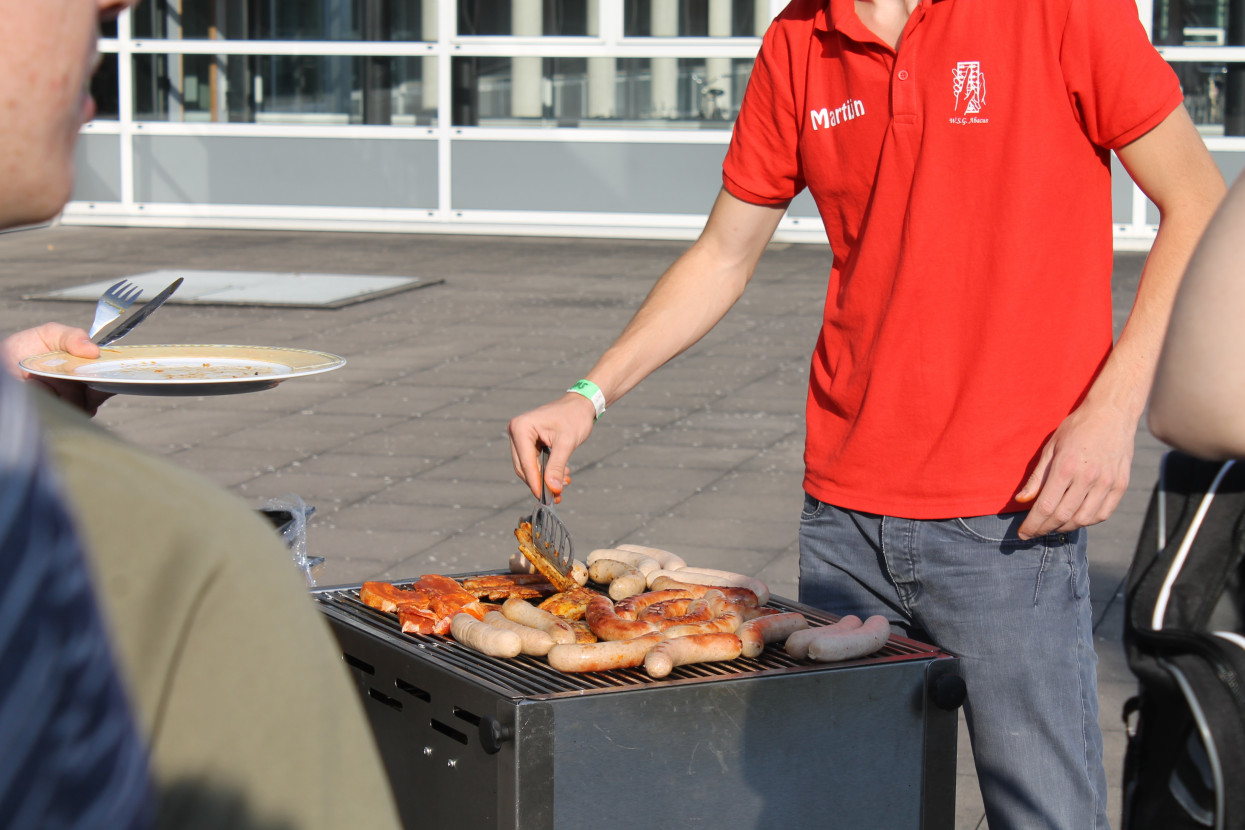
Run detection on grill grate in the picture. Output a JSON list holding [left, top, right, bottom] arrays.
[[313, 576, 944, 700]]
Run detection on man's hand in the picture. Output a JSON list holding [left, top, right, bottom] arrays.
[[1014, 401, 1134, 539], [1, 323, 111, 415], [508, 392, 598, 501]]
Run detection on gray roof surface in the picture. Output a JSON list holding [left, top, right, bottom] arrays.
[[0, 225, 1162, 829]]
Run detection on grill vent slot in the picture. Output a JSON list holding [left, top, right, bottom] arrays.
[[343, 653, 375, 675], [430, 718, 469, 745], [395, 678, 430, 702], [368, 687, 403, 711], [453, 707, 482, 726]]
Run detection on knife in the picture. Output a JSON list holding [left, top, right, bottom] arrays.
[[93, 277, 184, 347]]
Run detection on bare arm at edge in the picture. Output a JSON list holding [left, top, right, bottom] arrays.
[[508, 188, 788, 499], [1148, 170, 1245, 459], [1016, 104, 1225, 538]]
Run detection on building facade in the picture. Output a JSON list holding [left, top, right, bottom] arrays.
[[70, 0, 1245, 248]]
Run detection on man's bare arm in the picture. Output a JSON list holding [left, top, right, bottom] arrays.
[[1016, 105, 1226, 538]]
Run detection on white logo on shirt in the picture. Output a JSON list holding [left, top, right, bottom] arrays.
[[810, 98, 866, 131], [951, 61, 987, 124]]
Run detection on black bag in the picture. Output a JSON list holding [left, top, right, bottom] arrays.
[[1122, 450, 1245, 829]]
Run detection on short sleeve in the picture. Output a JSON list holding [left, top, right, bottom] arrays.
[[723, 16, 808, 205], [1060, 0, 1184, 149]]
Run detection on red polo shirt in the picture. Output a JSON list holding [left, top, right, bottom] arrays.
[[723, 0, 1183, 519]]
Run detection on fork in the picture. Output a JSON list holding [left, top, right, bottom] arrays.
[[88, 280, 143, 338]]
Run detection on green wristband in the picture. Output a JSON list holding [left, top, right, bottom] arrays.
[[567, 379, 606, 420]]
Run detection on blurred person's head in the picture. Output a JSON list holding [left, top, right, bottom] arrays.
[[0, 0, 139, 229]]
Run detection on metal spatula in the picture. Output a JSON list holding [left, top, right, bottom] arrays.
[[514, 447, 577, 592]]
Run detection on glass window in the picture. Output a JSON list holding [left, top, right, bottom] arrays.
[[624, 0, 765, 37], [134, 54, 438, 125], [89, 54, 120, 120], [1151, 0, 1224, 47], [1152, 0, 1245, 136], [451, 55, 752, 126], [133, 0, 434, 42], [457, 0, 592, 36]]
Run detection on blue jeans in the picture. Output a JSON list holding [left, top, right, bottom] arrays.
[[798, 496, 1109, 830]]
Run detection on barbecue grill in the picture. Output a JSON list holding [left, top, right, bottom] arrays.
[[314, 576, 965, 830]]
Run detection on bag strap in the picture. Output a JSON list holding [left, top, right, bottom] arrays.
[[1153, 460, 1237, 631]]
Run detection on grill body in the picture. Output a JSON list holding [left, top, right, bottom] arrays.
[[315, 580, 962, 830]]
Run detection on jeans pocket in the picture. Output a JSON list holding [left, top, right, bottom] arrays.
[[800, 492, 826, 522], [950, 512, 1046, 549]]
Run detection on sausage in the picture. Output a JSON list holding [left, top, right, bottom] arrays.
[[807, 615, 891, 662], [450, 613, 523, 658], [644, 633, 743, 679], [614, 543, 688, 571], [662, 606, 744, 638], [676, 566, 771, 606], [585, 594, 661, 641], [501, 597, 577, 644], [784, 615, 862, 659], [647, 567, 771, 606], [482, 610, 556, 656], [585, 548, 662, 577], [737, 612, 808, 658], [547, 633, 664, 673], [614, 589, 696, 620], [586, 558, 648, 601], [649, 602, 713, 630], [648, 576, 759, 608], [639, 597, 695, 620]]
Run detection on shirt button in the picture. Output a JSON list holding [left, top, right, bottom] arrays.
[[897, 69, 909, 80]]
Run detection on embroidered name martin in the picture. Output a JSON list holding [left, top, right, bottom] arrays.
[[810, 98, 866, 131]]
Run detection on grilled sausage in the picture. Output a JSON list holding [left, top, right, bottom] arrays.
[[501, 597, 577, 644], [614, 543, 688, 571], [450, 613, 523, 658], [646, 567, 771, 606], [644, 633, 743, 678], [784, 615, 862, 660], [615, 589, 696, 620], [806, 615, 891, 662], [738, 612, 808, 658], [482, 611, 556, 656], [547, 633, 664, 673], [662, 606, 744, 638], [586, 558, 648, 601], [585, 594, 661, 641], [638, 597, 696, 622], [648, 576, 759, 608], [586, 548, 662, 577]]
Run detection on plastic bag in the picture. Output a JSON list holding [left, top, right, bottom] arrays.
[[258, 493, 320, 586]]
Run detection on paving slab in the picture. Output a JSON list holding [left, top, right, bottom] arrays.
[[0, 226, 1165, 829]]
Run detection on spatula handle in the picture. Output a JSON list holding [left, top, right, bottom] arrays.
[[538, 446, 554, 507]]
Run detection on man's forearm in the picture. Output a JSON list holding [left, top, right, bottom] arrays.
[[1094, 106, 1226, 425]]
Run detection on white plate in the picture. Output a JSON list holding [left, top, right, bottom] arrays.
[[20, 344, 346, 396]]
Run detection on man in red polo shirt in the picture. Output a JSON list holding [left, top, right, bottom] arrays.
[[509, 0, 1226, 826]]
